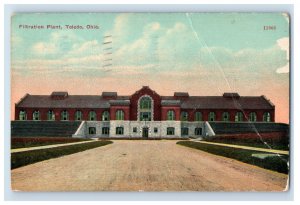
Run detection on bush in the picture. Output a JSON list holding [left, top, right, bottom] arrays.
[[177, 141, 289, 174], [11, 140, 113, 169]]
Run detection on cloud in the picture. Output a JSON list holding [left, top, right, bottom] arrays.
[[67, 40, 103, 57], [105, 14, 132, 44], [276, 37, 289, 74], [12, 53, 105, 76], [276, 64, 289, 74], [113, 14, 130, 35], [31, 31, 85, 57], [20, 17, 290, 78], [276, 37, 289, 60], [157, 22, 198, 62], [112, 21, 201, 70], [32, 42, 58, 55], [112, 21, 163, 66], [109, 64, 155, 75]]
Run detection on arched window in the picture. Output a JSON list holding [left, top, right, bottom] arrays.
[[139, 96, 152, 121], [33, 110, 40, 121], [47, 110, 55, 121], [235, 112, 243, 122], [61, 110, 69, 121], [195, 112, 202, 121], [208, 112, 216, 121], [75, 110, 82, 121], [116, 110, 124, 120], [140, 97, 151, 109], [263, 112, 271, 122], [222, 112, 230, 122], [249, 112, 257, 122], [19, 110, 27, 121], [89, 111, 97, 121], [180, 111, 188, 121], [102, 111, 109, 121], [167, 110, 175, 121]]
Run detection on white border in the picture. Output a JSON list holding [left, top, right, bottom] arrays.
[[2, 2, 297, 203]]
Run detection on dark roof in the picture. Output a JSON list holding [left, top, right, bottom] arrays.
[[180, 96, 274, 110], [16, 90, 274, 110], [17, 95, 110, 109]]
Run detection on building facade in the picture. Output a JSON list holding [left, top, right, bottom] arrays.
[[14, 86, 275, 138]]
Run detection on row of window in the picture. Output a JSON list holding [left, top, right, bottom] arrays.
[[87, 126, 202, 136], [19, 109, 271, 122], [19, 110, 112, 121], [88, 127, 110, 135], [167, 111, 271, 122]]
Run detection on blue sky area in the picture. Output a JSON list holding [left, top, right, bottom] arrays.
[[11, 13, 290, 122]]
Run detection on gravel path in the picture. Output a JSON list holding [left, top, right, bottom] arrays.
[[11, 140, 288, 191]]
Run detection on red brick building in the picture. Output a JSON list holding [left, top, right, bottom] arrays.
[[14, 86, 275, 138], [15, 86, 275, 122]]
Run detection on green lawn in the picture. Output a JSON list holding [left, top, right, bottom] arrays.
[[205, 138, 289, 151], [11, 140, 113, 169], [177, 141, 289, 174], [11, 137, 91, 149]]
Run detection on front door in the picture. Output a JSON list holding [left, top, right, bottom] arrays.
[[142, 127, 149, 138]]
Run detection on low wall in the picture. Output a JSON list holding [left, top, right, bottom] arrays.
[[208, 122, 289, 134], [212, 131, 288, 142]]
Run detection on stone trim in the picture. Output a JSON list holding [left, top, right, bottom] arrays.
[[137, 95, 154, 122]]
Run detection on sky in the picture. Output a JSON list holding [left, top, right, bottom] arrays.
[[11, 13, 290, 123]]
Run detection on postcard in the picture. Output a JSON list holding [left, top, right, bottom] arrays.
[[10, 13, 290, 191]]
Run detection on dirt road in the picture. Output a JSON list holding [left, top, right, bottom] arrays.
[[11, 140, 288, 191]]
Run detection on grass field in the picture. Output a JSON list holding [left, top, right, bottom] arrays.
[[205, 137, 289, 151], [11, 137, 91, 149], [177, 141, 289, 174], [11, 140, 113, 169]]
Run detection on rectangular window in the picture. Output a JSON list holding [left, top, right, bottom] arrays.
[[133, 127, 137, 133], [89, 127, 96, 135], [140, 112, 151, 121], [195, 128, 202, 136], [181, 127, 189, 136], [102, 127, 109, 135], [116, 127, 124, 135], [154, 127, 158, 133], [167, 127, 175, 135]]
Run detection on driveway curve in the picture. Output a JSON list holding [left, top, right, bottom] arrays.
[[11, 140, 288, 191]]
